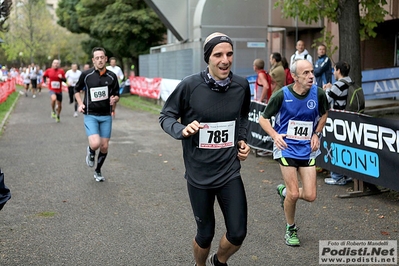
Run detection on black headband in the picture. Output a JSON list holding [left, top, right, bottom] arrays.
[[203, 35, 233, 64]]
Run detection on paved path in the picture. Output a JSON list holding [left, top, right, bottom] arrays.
[[0, 90, 398, 265]]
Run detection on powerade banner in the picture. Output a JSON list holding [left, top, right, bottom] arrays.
[[316, 110, 399, 192], [247, 101, 274, 151]]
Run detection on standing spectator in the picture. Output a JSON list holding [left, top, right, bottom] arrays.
[[65, 63, 82, 117], [106, 57, 124, 118], [159, 32, 251, 266], [269, 52, 286, 94], [10, 67, 18, 79], [253, 58, 271, 103], [1, 66, 7, 81], [323, 61, 354, 185], [282, 57, 294, 86], [74, 47, 120, 182], [314, 44, 332, 87], [259, 59, 328, 246], [43, 59, 66, 123], [289, 40, 313, 67], [29, 63, 38, 98]]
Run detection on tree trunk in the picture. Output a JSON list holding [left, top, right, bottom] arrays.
[[337, 0, 362, 85]]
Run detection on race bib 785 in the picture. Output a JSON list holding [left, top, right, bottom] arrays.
[[199, 121, 235, 149]]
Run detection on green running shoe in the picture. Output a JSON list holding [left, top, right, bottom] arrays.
[[276, 184, 286, 209], [285, 225, 300, 246]]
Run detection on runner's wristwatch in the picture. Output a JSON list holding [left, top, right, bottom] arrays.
[[314, 131, 322, 138]]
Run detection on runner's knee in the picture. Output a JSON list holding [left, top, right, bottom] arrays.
[[226, 227, 247, 246], [195, 231, 214, 249]]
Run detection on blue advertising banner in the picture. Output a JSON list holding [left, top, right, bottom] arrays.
[[316, 110, 399, 192], [247, 101, 274, 151], [361, 67, 399, 100]]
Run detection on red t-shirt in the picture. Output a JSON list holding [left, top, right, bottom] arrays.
[[43, 68, 66, 92]]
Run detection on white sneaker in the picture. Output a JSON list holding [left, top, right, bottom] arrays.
[[86, 146, 95, 168], [94, 172, 105, 182], [73, 111, 78, 117], [324, 177, 347, 185], [32, 95, 36, 98]]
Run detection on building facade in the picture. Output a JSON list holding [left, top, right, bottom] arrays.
[[141, 0, 399, 82]]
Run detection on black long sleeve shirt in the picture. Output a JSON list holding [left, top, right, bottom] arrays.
[[159, 72, 251, 189]]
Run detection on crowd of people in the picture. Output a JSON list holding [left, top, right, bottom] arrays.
[[160, 33, 361, 264], [3, 51, 125, 183], [1, 37, 360, 265]]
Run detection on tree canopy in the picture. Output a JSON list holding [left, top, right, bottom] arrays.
[[0, 0, 12, 32], [2, 0, 88, 67], [56, 0, 166, 65], [275, 0, 388, 85]]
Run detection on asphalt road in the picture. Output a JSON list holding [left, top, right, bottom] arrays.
[[0, 90, 398, 266]]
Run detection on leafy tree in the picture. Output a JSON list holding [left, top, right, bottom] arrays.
[[0, 0, 12, 32], [3, 0, 89, 67], [56, 0, 166, 71], [275, 0, 388, 85]]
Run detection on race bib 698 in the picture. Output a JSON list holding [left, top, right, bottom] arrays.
[[90, 86, 109, 102]]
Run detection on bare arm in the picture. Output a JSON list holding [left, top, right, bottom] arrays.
[[259, 116, 287, 150], [258, 73, 270, 103]]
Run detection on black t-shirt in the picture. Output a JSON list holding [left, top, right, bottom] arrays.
[[159, 72, 251, 189]]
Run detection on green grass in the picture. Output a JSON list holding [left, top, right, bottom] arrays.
[[118, 94, 162, 115], [0, 90, 19, 132]]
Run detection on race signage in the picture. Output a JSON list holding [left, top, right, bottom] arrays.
[[316, 110, 399, 191]]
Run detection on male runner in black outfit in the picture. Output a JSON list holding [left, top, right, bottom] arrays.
[[74, 47, 119, 182], [159, 32, 251, 266]]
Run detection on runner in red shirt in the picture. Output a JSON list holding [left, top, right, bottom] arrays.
[[43, 59, 66, 122]]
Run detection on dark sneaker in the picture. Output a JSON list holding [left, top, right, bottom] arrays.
[[86, 146, 95, 167], [285, 225, 300, 246], [94, 171, 105, 182], [207, 253, 227, 266], [276, 184, 286, 209]]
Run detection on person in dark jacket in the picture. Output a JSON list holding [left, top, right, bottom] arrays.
[[314, 44, 332, 87], [0, 168, 11, 211], [159, 32, 251, 266]]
